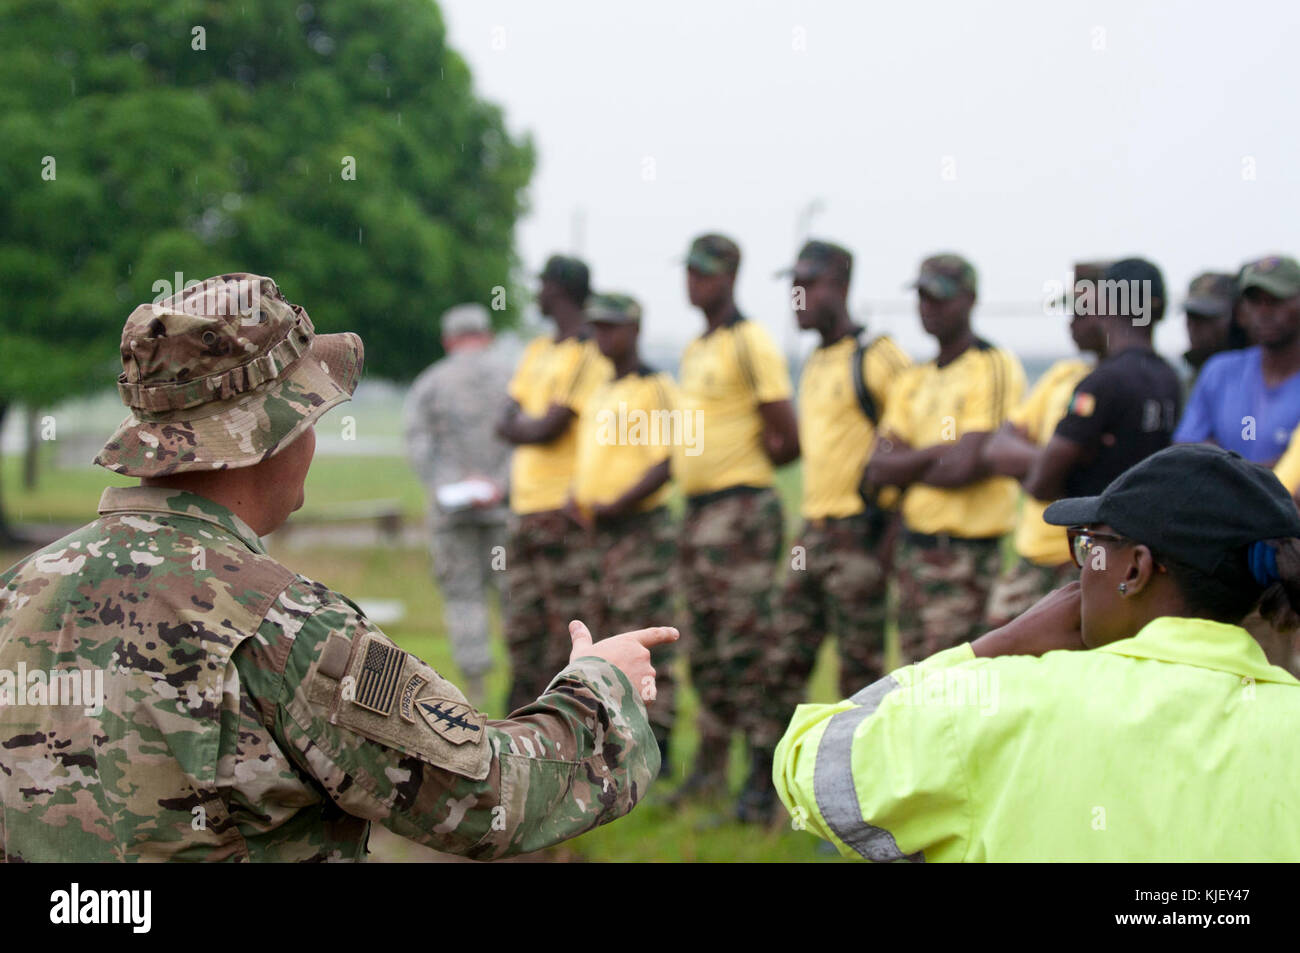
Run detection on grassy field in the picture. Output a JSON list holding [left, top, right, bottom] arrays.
[[1, 450, 866, 862]]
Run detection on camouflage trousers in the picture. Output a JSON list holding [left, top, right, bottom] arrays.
[[678, 487, 783, 754], [429, 509, 507, 678], [895, 532, 1004, 664], [755, 511, 893, 749], [503, 509, 592, 714], [583, 506, 679, 744], [983, 556, 1078, 629]]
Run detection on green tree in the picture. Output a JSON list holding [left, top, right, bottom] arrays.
[[0, 0, 534, 541]]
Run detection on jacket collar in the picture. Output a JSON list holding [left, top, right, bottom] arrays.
[[1094, 615, 1299, 686], [97, 486, 267, 555]]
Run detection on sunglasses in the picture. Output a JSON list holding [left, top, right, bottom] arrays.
[[1066, 526, 1169, 574], [1066, 527, 1129, 569]]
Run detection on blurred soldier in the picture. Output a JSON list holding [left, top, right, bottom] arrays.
[[980, 261, 1108, 626], [1175, 255, 1300, 465], [0, 273, 672, 861], [1275, 422, 1300, 501], [984, 258, 1181, 628], [674, 233, 799, 809], [496, 255, 612, 713], [863, 254, 1026, 662], [755, 240, 910, 822], [572, 293, 681, 770], [1182, 271, 1248, 379], [404, 303, 513, 705]]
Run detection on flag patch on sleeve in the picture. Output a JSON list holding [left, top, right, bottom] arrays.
[[353, 635, 406, 716], [1070, 391, 1096, 418]]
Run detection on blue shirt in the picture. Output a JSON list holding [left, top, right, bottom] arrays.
[[1173, 347, 1300, 463]]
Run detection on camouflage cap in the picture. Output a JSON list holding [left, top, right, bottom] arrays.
[[910, 253, 977, 300], [777, 239, 853, 282], [538, 255, 590, 296], [1183, 272, 1237, 318], [1060, 259, 1114, 312], [441, 302, 492, 337], [1238, 255, 1300, 300], [1073, 260, 1113, 286], [585, 292, 643, 325], [95, 273, 364, 477], [685, 233, 741, 275]]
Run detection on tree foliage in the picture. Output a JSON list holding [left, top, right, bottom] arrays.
[[0, 0, 535, 406]]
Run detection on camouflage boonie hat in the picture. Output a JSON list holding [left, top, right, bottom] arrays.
[[585, 292, 643, 325], [777, 239, 853, 282], [95, 273, 364, 477], [910, 253, 977, 299], [685, 234, 741, 275], [1184, 272, 1237, 318], [1238, 255, 1300, 300]]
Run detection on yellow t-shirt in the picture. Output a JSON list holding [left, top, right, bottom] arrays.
[[799, 334, 911, 519], [879, 340, 1027, 537], [1008, 358, 1092, 565], [574, 368, 678, 513], [507, 334, 612, 514], [675, 314, 793, 496], [1274, 423, 1300, 494]]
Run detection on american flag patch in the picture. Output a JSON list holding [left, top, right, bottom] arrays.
[[353, 636, 406, 716]]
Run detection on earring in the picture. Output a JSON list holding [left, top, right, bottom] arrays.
[[1118, 582, 1128, 595]]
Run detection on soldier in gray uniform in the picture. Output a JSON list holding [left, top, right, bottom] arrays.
[[404, 303, 514, 706]]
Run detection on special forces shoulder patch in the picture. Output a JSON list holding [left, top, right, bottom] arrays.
[[415, 697, 485, 745]]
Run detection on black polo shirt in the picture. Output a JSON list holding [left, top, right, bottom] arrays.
[[1054, 347, 1182, 497]]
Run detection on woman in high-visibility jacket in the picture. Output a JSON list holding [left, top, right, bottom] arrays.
[[775, 443, 1300, 861]]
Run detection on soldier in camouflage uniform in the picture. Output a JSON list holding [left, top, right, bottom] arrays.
[[404, 303, 513, 705], [864, 255, 1026, 663], [0, 273, 672, 862], [673, 235, 800, 812], [496, 256, 612, 714], [571, 294, 681, 768], [1183, 271, 1248, 379], [981, 261, 1108, 628], [758, 242, 911, 799]]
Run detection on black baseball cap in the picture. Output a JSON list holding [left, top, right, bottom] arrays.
[[1044, 444, 1300, 578], [1102, 257, 1165, 321]]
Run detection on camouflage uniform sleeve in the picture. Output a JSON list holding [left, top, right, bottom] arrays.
[[402, 368, 440, 487], [242, 584, 659, 860]]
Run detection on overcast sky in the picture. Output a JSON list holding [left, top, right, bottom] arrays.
[[439, 0, 1300, 363]]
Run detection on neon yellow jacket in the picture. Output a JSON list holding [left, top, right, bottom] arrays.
[[774, 617, 1300, 861]]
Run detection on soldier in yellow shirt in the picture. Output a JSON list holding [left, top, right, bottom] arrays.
[[672, 233, 800, 811], [755, 240, 911, 822], [864, 254, 1026, 662], [572, 293, 681, 768], [1275, 422, 1300, 499], [980, 261, 1109, 627], [496, 255, 612, 712]]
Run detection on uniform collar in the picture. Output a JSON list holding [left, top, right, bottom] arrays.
[[700, 305, 745, 338], [815, 325, 864, 351], [97, 486, 268, 555], [1094, 615, 1299, 686]]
